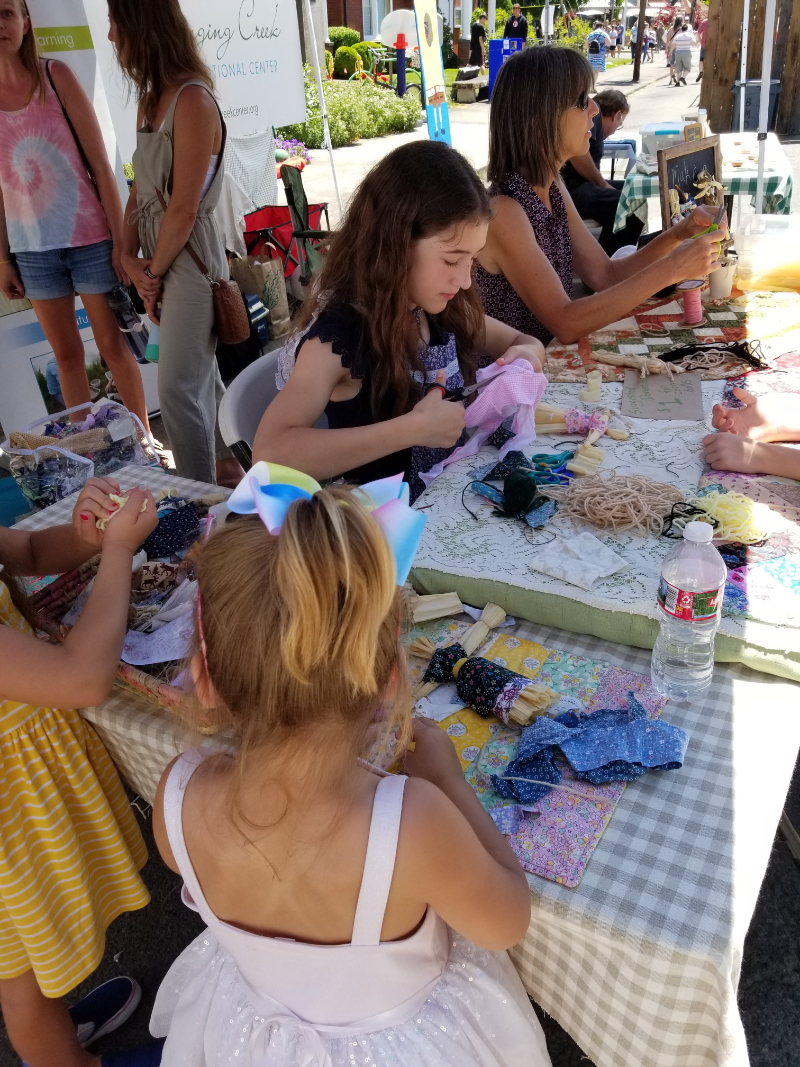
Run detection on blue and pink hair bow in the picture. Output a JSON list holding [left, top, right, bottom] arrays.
[[226, 462, 427, 586]]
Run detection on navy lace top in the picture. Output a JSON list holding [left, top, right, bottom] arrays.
[[474, 174, 573, 345], [300, 304, 467, 501]]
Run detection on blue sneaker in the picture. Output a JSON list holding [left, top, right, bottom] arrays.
[[100, 1039, 165, 1067], [69, 976, 142, 1047]]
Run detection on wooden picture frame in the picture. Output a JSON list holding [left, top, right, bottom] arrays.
[[658, 134, 723, 230]]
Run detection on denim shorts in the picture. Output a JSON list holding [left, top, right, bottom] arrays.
[[14, 239, 117, 301]]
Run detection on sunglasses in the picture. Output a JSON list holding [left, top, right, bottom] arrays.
[[572, 93, 590, 111]]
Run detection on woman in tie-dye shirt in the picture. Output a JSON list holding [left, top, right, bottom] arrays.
[[0, 0, 151, 430]]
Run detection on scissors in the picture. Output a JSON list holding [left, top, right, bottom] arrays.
[[423, 380, 480, 402], [692, 200, 727, 239]]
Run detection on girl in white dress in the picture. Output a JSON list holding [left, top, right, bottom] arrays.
[[149, 471, 553, 1067]]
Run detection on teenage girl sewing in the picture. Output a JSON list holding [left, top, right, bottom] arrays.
[[253, 141, 546, 501], [149, 474, 552, 1066], [0, 478, 156, 1067]]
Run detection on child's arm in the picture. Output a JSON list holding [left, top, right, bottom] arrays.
[[253, 338, 465, 480], [483, 317, 545, 371], [0, 477, 121, 578], [398, 719, 531, 951], [0, 489, 157, 709], [711, 388, 800, 444], [703, 433, 800, 480], [152, 755, 181, 874]]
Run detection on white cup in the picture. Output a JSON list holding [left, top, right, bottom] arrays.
[[709, 261, 737, 300]]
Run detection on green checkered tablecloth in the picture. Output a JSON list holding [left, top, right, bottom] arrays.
[[613, 133, 793, 233]]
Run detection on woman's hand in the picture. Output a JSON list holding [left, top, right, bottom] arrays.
[[71, 477, 122, 551], [494, 340, 545, 372], [408, 369, 466, 448], [101, 488, 158, 552], [0, 261, 25, 301], [111, 244, 131, 287], [401, 717, 465, 789], [123, 252, 161, 300], [142, 289, 162, 326], [675, 204, 729, 241], [702, 432, 765, 474], [665, 230, 723, 283]]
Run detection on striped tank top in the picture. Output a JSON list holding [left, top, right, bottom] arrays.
[[0, 60, 109, 253]]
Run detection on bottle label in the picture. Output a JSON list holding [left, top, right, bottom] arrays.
[[657, 578, 722, 621]]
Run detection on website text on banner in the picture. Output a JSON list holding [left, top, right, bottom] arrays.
[[81, 0, 305, 159]]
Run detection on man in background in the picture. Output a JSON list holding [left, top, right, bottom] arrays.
[[504, 4, 528, 41], [561, 89, 644, 255], [469, 12, 487, 69]]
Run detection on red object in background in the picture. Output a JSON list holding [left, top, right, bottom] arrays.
[[243, 204, 328, 278], [277, 158, 306, 173], [395, 33, 407, 48]]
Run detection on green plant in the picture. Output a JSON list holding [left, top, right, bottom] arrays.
[[334, 45, 360, 78], [327, 25, 360, 51], [353, 41, 376, 71], [276, 66, 421, 150], [554, 14, 591, 50], [471, 7, 485, 24], [489, 8, 510, 37]]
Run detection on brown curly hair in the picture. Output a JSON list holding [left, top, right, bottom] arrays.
[[295, 141, 492, 420]]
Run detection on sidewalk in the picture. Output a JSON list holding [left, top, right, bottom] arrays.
[[300, 54, 670, 223]]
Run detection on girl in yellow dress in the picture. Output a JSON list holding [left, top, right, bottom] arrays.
[[0, 477, 157, 1067]]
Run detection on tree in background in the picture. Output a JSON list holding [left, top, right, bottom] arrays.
[[554, 14, 590, 50]]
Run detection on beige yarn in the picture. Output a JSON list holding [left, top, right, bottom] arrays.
[[541, 474, 684, 536]]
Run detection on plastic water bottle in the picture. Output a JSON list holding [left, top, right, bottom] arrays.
[[145, 322, 160, 363], [107, 285, 149, 364], [651, 521, 727, 701]]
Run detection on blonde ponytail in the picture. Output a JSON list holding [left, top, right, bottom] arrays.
[[194, 487, 408, 760]]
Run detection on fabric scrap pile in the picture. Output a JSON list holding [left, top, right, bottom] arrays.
[[492, 692, 688, 804], [467, 450, 574, 528]]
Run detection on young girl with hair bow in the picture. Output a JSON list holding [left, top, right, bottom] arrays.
[[149, 465, 552, 1067]]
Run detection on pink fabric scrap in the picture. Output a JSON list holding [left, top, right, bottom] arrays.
[[419, 360, 548, 487]]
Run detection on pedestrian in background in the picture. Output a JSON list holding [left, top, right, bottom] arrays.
[[0, 0, 151, 430], [469, 12, 487, 70], [111, 0, 243, 486], [504, 3, 528, 42], [670, 22, 696, 86]]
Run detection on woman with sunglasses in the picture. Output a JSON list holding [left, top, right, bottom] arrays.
[[475, 47, 723, 346]]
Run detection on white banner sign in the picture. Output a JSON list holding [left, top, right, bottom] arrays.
[[81, 0, 305, 157]]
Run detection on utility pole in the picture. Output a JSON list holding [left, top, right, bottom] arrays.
[[631, 0, 647, 81]]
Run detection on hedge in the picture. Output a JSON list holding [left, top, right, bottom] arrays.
[[327, 25, 360, 50], [276, 69, 421, 150], [334, 45, 360, 77], [353, 41, 377, 71]]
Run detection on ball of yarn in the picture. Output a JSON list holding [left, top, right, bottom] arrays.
[[503, 470, 549, 518]]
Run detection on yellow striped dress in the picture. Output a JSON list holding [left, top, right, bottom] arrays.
[[0, 580, 150, 997]]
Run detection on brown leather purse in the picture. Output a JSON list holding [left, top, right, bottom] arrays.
[[154, 190, 250, 345]]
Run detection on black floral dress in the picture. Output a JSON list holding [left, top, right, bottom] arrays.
[[474, 173, 573, 345]]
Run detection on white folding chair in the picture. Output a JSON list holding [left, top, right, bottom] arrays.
[[218, 348, 328, 470]]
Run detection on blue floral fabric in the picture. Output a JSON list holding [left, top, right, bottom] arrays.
[[492, 693, 688, 803]]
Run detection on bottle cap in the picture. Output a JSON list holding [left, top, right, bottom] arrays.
[[683, 520, 713, 543]]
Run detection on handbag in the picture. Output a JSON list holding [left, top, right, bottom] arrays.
[[228, 245, 291, 339], [154, 190, 250, 346]]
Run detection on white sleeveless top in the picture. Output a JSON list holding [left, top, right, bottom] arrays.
[[152, 751, 552, 1067]]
